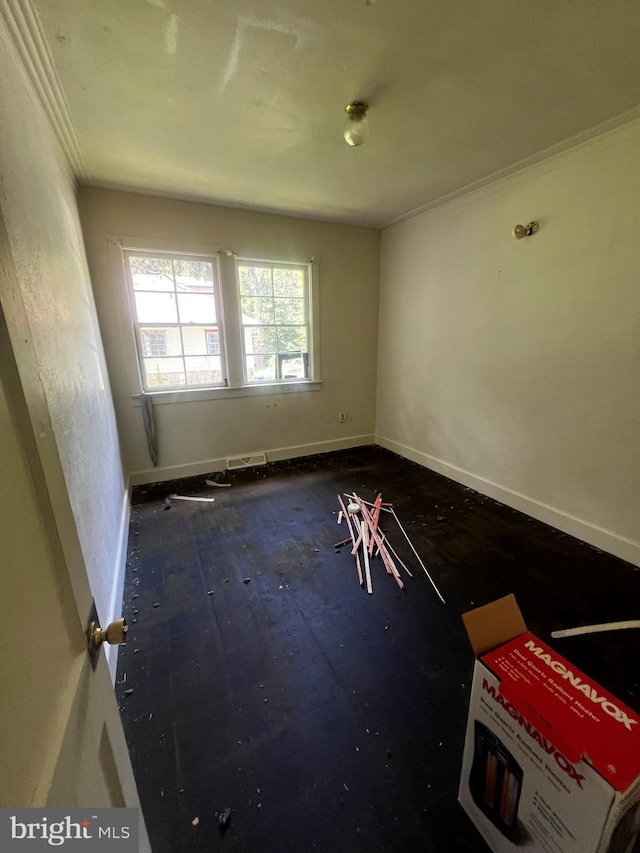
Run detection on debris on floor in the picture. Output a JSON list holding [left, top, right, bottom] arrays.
[[336, 492, 404, 595], [552, 619, 640, 639], [336, 492, 445, 602], [217, 807, 232, 830], [168, 494, 216, 503], [389, 504, 445, 603], [191, 817, 199, 827], [205, 473, 232, 488]]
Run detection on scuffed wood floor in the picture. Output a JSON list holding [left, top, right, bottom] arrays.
[[117, 446, 640, 853]]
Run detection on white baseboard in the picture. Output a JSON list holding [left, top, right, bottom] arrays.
[[129, 434, 376, 486], [376, 435, 640, 567], [104, 477, 131, 683]]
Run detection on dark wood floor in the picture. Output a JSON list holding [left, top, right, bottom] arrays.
[[117, 446, 640, 853]]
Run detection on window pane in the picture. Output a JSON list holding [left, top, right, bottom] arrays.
[[241, 296, 274, 325], [185, 356, 223, 386], [143, 357, 185, 388], [179, 325, 220, 356], [279, 354, 307, 380], [130, 251, 227, 391], [245, 354, 276, 382], [174, 260, 214, 291], [130, 256, 175, 291], [277, 327, 307, 353], [141, 329, 167, 357], [135, 291, 178, 323], [239, 265, 272, 296], [274, 297, 305, 325], [273, 267, 304, 297], [140, 327, 182, 356], [177, 293, 216, 324], [245, 326, 276, 354]]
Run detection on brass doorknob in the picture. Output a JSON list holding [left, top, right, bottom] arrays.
[[87, 617, 128, 655]]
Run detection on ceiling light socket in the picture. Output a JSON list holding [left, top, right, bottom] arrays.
[[513, 221, 539, 239], [344, 101, 369, 147], [345, 102, 368, 119]]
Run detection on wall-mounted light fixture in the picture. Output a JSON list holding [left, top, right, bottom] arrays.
[[512, 221, 539, 239], [344, 101, 369, 147]]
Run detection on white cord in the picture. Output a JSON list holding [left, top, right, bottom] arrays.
[[551, 620, 640, 639]]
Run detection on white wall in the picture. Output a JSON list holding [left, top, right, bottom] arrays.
[[79, 188, 380, 483], [0, 17, 127, 633], [377, 119, 640, 565]]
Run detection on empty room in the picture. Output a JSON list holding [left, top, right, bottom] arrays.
[[1, 1, 639, 852]]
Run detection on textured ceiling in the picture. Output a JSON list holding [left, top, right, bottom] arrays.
[[34, 0, 640, 226]]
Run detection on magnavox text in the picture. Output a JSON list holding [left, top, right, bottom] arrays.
[[524, 640, 638, 731]]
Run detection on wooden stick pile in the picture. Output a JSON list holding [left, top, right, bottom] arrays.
[[336, 492, 446, 603]]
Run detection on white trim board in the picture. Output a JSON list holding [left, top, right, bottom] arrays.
[[129, 434, 376, 486], [376, 435, 640, 568], [382, 108, 640, 229], [104, 478, 131, 683], [0, 0, 86, 178]]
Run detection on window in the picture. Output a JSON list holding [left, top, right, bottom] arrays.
[[125, 252, 225, 390], [141, 329, 168, 358], [238, 261, 310, 383], [124, 247, 317, 396], [205, 329, 221, 355]]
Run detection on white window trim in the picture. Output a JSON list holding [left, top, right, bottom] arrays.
[[130, 380, 322, 406], [236, 257, 313, 386], [124, 248, 227, 392], [113, 236, 321, 403]]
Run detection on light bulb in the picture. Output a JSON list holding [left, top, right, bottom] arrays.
[[344, 116, 369, 147], [344, 102, 369, 147]]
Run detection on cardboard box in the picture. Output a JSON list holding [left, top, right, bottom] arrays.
[[458, 595, 640, 853]]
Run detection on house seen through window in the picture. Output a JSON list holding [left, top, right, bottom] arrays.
[[125, 251, 313, 392]]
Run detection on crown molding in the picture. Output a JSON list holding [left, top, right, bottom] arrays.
[[0, 0, 87, 179], [382, 106, 640, 229]]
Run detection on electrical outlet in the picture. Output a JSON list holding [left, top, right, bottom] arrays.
[[338, 412, 347, 423]]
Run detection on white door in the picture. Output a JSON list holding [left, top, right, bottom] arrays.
[[0, 303, 150, 848]]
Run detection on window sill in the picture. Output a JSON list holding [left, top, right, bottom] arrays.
[[131, 380, 322, 406]]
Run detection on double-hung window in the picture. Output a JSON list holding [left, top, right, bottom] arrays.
[[238, 260, 310, 383], [125, 252, 225, 390], [124, 248, 316, 395]]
